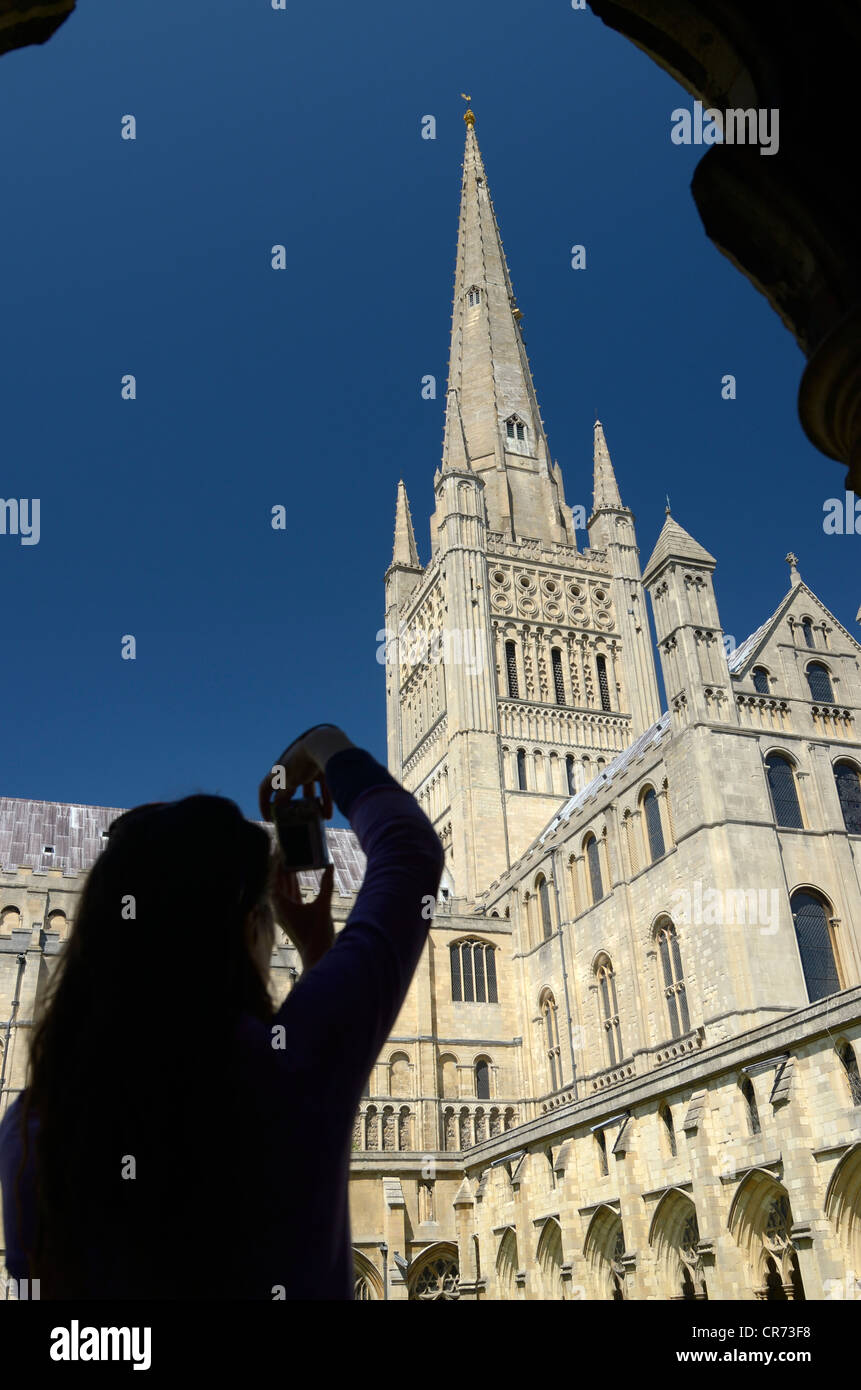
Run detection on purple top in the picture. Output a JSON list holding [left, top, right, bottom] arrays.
[[0, 748, 444, 1299]]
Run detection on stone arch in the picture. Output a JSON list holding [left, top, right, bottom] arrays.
[[583, 1203, 627, 1300], [536, 1217, 566, 1299], [648, 1187, 708, 1300], [438, 1052, 459, 1099], [408, 1241, 460, 1301], [473, 1054, 492, 1100], [727, 1170, 805, 1299], [443, 1106, 457, 1151], [824, 1141, 861, 1274], [495, 1226, 519, 1299], [397, 1105, 412, 1152], [389, 1050, 411, 1098], [364, 1105, 378, 1150], [0, 905, 21, 934], [46, 908, 68, 937], [353, 1248, 383, 1301]]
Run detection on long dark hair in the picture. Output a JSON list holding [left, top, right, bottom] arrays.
[[18, 794, 274, 1297]]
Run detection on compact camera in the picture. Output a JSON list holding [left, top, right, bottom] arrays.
[[272, 798, 328, 872]]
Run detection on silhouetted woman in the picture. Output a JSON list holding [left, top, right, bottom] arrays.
[[0, 724, 443, 1298]]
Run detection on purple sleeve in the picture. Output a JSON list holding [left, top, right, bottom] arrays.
[[273, 749, 444, 1098]]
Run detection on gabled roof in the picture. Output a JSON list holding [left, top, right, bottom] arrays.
[[727, 594, 792, 674], [518, 712, 673, 860], [0, 796, 365, 896], [728, 581, 861, 676]]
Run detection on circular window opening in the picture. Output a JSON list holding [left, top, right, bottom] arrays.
[[595, 589, 605, 602], [519, 576, 531, 589], [545, 581, 557, 593], [493, 571, 505, 584]]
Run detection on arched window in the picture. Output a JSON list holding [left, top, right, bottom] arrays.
[[642, 786, 665, 861], [0, 906, 21, 933], [752, 666, 770, 695], [802, 618, 815, 648], [807, 662, 834, 702], [505, 640, 519, 698], [660, 1102, 677, 1158], [596, 654, 611, 711], [656, 919, 690, 1038], [835, 762, 861, 833], [837, 1041, 861, 1107], [474, 1057, 491, 1100], [466, 286, 481, 307], [566, 755, 576, 795], [516, 748, 527, 790], [450, 939, 498, 1003], [765, 752, 803, 829], [551, 647, 565, 704], [585, 834, 603, 903], [505, 415, 526, 441], [540, 991, 561, 1093], [46, 909, 68, 935], [790, 889, 840, 1001], [596, 956, 622, 1066], [741, 1077, 761, 1136], [537, 874, 553, 940]]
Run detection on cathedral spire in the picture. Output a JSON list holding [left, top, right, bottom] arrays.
[[437, 111, 573, 545], [592, 419, 623, 511], [391, 479, 420, 568]]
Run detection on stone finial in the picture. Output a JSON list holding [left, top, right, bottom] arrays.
[[785, 551, 801, 586]]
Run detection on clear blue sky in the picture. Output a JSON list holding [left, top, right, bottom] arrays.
[[0, 0, 855, 822]]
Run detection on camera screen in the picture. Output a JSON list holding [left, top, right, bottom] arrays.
[[278, 822, 315, 868]]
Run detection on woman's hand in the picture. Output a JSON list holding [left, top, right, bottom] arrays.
[[269, 856, 336, 972], [258, 724, 353, 823]]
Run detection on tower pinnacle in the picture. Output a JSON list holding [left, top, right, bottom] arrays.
[[592, 419, 623, 512], [391, 480, 420, 569]]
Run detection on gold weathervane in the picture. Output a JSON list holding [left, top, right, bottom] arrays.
[[461, 93, 475, 128]]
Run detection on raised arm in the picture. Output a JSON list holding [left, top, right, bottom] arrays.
[[259, 728, 445, 1101]]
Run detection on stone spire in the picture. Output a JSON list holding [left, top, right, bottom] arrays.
[[592, 419, 623, 511], [437, 109, 574, 545], [391, 479, 420, 568]]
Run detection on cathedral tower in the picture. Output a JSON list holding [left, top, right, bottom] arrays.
[[384, 110, 661, 899], [643, 511, 738, 728]]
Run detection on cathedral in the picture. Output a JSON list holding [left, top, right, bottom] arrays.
[[2, 109, 861, 1302]]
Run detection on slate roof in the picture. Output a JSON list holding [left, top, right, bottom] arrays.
[[527, 710, 674, 855], [0, 796, 365, 898], [727, 614, 774, 674]]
